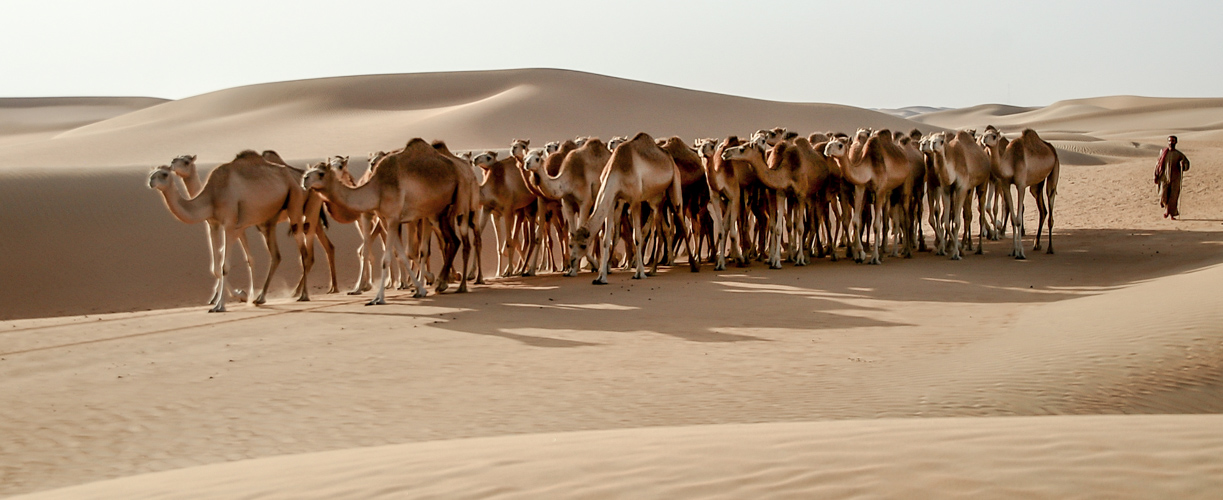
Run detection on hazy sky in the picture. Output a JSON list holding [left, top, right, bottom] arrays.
[[3, 0, 1220, 108]]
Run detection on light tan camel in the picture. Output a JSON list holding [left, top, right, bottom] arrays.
[[990, 129, 1060, 259], [979, 126, 1012, 239], [521, 138, 610, 276], [170, 153, 342, 299], [569, 133, 696, 284], [607, 136, 631, 152], [824, 130, 918, 264], [473, 150, 538, 277], [302, 138, 476, 304], [696, 137, 745, 270], [924, 131, 993, 259], [150, 151, 310, 312], [722, 137, 829, 267]]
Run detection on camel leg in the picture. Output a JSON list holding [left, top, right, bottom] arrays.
[[205, 221, 223, 305], [1010, 182, 1027, 259], [472, 208, 486, 285], [1045, 179, 1057, 254], [630, 203, 648, 280], [851, 186, 867, 263], [234, 228, 259, 305], [315, 223, 338, 294], [869, 197, 884, 265], [348, 217, 372, 295], [209, 227, 237, 313], [1032, 183, 1048, 252], [256, 224, 285, 304], [593, 203, 622, 285], [293, 224, 313, 302]]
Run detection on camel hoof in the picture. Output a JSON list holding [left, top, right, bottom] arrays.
[[208, 305, 226, 313], [1033, 244, 1042, 251], [347, 290, 363, 296], [951, 255, 962, 261], [632, 274, 645, 280], [475, 278, 486, 285], [714, 263, 726, 271], [365, 298, 386, 306], [457, 285, 468, 294], [413, 290, 428, 299], [769, 263, 782, 270], [975, 249, 984, 255], [1046, 248, 1055, 255], [592, 278, 608, 285], [297, 296, 310, 302], [1015, 254, 1027, 260], [253, 297, 266, 306]]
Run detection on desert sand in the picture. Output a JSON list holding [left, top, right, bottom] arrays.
[[2, 69, 1221, 498]]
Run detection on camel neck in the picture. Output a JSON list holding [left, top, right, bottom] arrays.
[[158, 184, 212, 224], [526, 163, 567, 200], [319, 172, 380, 215], [180, 171, 204, 198]]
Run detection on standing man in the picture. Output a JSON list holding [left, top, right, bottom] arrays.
[[1154, 135, 1191, 219]]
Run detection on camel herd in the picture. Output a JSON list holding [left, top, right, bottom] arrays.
[[148, 126, 1059, 312]]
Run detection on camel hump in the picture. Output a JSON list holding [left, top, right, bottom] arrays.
[[630, 132, 654, 143], [431, 140, 455, 156], [403, 138, 432, 153], [235, 149, 261, 160]]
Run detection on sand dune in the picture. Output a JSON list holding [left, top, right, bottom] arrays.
[[0, 69, 927, 170], [914, 95, 1223, 142], [14, 415, 1223, 500], [3, 70, 1223, 497]]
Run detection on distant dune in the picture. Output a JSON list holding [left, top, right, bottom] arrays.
[[0, 97, 166, 147], [0, 69, 927, 169]]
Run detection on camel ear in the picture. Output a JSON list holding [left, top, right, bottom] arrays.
[[188, 155, 196, 161]]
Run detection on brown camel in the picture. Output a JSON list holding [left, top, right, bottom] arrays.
[[990, 129, 1060, 259], [696, 137, 745, 270], [570, 133, 696, 284], [824, 130, 918, 264], [301, 138, 476, 304], [657, 136, 711, 267], [473, 150, 538, 277], [521, 138, 610, 276], [925, 131, 993, 259], [150, 151, 311, 312]]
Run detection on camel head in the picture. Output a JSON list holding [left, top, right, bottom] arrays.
[[520, 149, 547, 175], [721, 142, 765, 163], [694, 138, 719, 159], [567, 226, 593, 272], [169, 154, 197, 178], [147, 165, 175, 191], [824, 137, 850, 158], [368, 151, 389, 169], [300, 161, 332, 191], [607, 136, 629, 151], [574, 136, 591, 147], [922, 132, 946, 154], [544, 141, 561, 155], [328, 155, 349, 171], [459, 151, 474, 163], [978, 129, 1001, 148], [510, 139, 530, 160], [472, 151, 499, 170]]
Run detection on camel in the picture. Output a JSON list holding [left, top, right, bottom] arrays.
[[510, 139, 531, 161], [473, 150, 538, 277], [170, 153, 342, 298], [986, 129, 1060, 259], [521, 138, 610, 276], [657, 136, 711, 267], [721, 137, 830, 268], [607, 136, 631, 152], [696, 137, 745, 270], [824, 130, 919, 264], [923, 131, 992, 259], [569, 133, 696, 284], [979, 126, 1012, 239], [544, 141, 562, 155], [150, 151, 312, 312], [302, 138, 476, 305]]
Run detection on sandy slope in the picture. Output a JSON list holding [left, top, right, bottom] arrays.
[[3, 71, 1223, 497], [14, 416, 1223, 500]]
